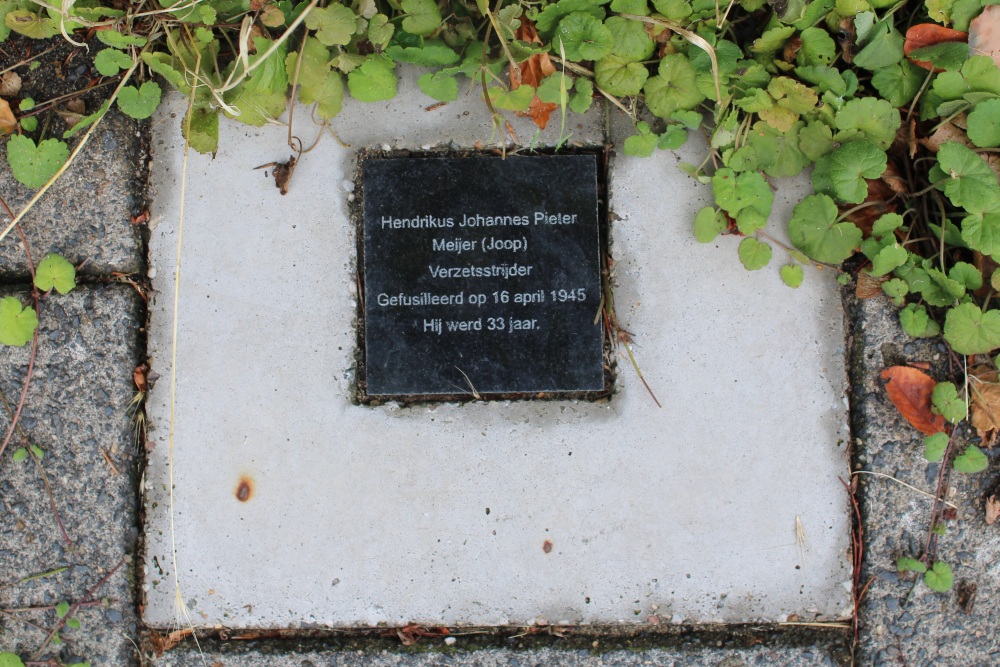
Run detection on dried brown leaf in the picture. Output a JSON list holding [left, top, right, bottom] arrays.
[[970, 5, 1000, 69], [986, 494, 1000, 524], [919, 120, 973, 153], [881, 160, 908, 195], [881, 366, 947, 435], [0, 71, 21, 97], [970, 378, 1000, 445], [905, 23, 969, 70], [149, 627, 194, 656], [856, 272, 887, 299], [512, 17, 558, 130], [0, 99, 15, 135]]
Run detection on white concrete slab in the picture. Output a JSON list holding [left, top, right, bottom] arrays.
[[143, 71, 852, 629]]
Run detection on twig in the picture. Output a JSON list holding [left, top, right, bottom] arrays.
[[31, 557, 126, 660]]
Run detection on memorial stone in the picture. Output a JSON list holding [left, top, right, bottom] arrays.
[[361, 154, 606, 397]]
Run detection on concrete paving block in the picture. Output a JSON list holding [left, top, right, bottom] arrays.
[[0, 283, 143, 666], [848, 297, 1000, 667], [0, 108, 147, 280], [151, 638, 850, 667], [142, 75, 851, 630]]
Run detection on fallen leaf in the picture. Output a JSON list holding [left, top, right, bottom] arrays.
[[783, 35, 802, 64], [839, 178, 898, 235], [856, 272, 887, 299], [0, 71, 21, 96], [133, 363, 149, 392], [512, 16, 557, 130], [149, 627, 193, 656], [970, 377, 1000, 446], [974, 252, 998, 298], [55, 98, 86, 128], [969, 5, 1000, 69], [881, 161, 908, 195], [254, 156, 297, 195], [919, 119, 973, 153], [956, 579, 977, 613], [904, 24, 969, 70], [0, 99, 15, 135], [986, 494, 1000, 524], [881, 366, 947, 435], [394, 624, 448, 646], [838, 17, 857, 64]]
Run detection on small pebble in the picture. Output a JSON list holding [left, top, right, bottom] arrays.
[[444, 636, 456, 645], [106, 609, 123, 623]]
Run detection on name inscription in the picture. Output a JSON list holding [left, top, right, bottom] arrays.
[[361, 155, 605, 398]]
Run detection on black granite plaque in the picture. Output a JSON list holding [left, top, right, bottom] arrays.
[[361, 154, 604, 397]]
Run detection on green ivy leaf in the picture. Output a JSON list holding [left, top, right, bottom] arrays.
[[834, 97, 900, 150], [798, 120, 835, 161], [932, 382, 966, 423], [909, 43, 969, 71], [623, 121, 658, 157], [6, 135, 69, 189], [117, 81, 162, 120], [4, 10, 58, 39], [385, 41, 460, 66], [871, 60, 924, 107], [872, 213, 905, 236], [923, 432, 949, 462], [34, 253, 76, 294], [935, 142, 1000, 214], [184, 99, 219, 154], [401, 0, 442, 36], [305, 3, 356, 45], [417, 71, 458, 102], [30, 444, 43, 459], [604, 16, 654, 61], [55, 601, 70, 618], [712, 168, 774, 235], [12, 448, 28, 463], [870, 243, 907, 277], [611, 0, 649, 13], [487, 84, 535, 111], [643, 53, 704, 119], [536, 73, 574, 104], [535, 0, 608, 37], [924, 561, 954, 592], [796, 26, 835, 67], [852, 22, 903, 70], [788, 193, 862, 264], [967, 98, 1000, 148], [66, 617, 81, 629], [595, 54, 648, 96], [734, 88, 772, 113], [813, 140, 887, 204], [658, 124, 687, 149], [738, 237, 772, 270], [97, 29, 147, 48], [0, 652, 26, 667], [742, 120, 810, 178], [949, 261, 983, 290], [94, 48, 133, 76], [795, 65, 847, 95], [554, 12, 614, 61], [367, 13, 394, 48], [953, 445, 989, 473], [780, 264, 804, 288], [347, 56, 397, 102], [569, 78, 594, 113], [961, 211, 1000, 255], [286, 39, 344, 118], [896, 556, 928, 573], [751, 25, 795, 54], [944, 302, 1000, 354], [693, 207, 726, 243]]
